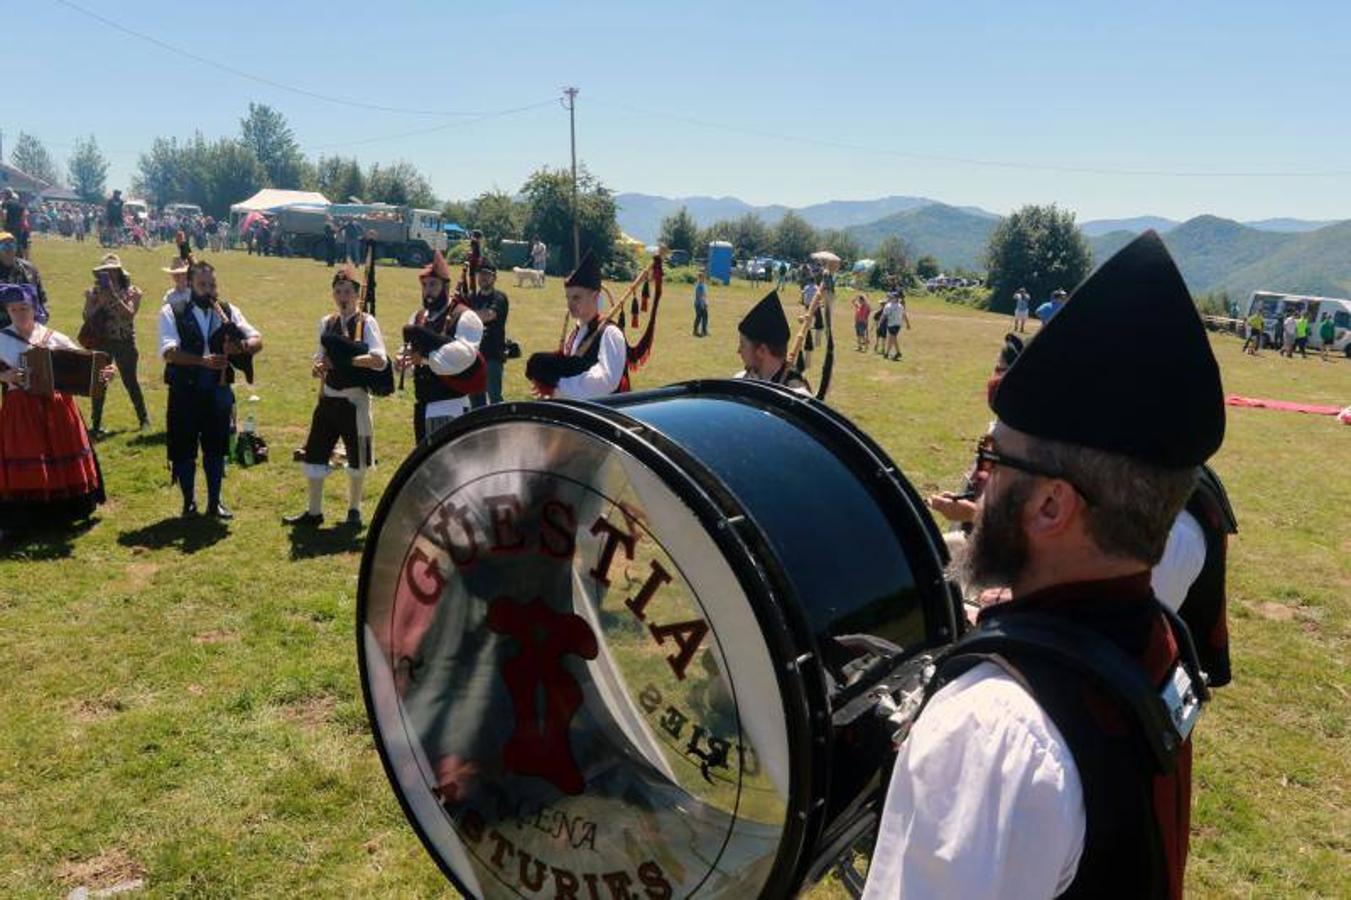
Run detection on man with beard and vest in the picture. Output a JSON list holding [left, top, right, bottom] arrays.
[[157, 259, 263, 519], [284, 266, 389, 529], [863, 232, 1225, 900], [397, 250, 484, 442], [734, 289, 811, 395], [525, 250, 629, 399]]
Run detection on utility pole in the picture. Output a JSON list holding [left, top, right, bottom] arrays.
[[562, 86, 580, 267]]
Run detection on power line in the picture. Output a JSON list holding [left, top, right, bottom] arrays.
[[592, 99, 1351, 179], [53, 0, 542, 119], [306, 100, 558, 151]]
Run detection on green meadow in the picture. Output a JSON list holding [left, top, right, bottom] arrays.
[[1, 238, 1346, 897]]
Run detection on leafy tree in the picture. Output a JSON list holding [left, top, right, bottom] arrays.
[[870, 235, 914, 288], [659, 206, 700, 256], [11, 132, 59, 185], [771, 211, 816, 261], [202, 139, 268, 218], [470, 191, 526, 253], [520, 166, 618, 273], [239, 103, 306, 188], [915, 255, 941, 280], [985, 204, 1091, 313], [67, 135, 108, 202], [819, 228, 862, 265], [133, 137, 186, 207], [441, 199, 473, 228], [365, 160, 438, 208], [315, 155, 365, 202], [732, 213, 772, 257], [700, 218, 736, 250]]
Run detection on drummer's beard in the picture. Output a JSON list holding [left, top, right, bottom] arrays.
[[950, 473, 1033, 592]]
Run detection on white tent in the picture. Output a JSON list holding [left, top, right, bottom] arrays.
[[229, 188, 330, 214]]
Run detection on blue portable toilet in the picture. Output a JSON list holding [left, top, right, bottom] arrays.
[[707, 241, 733, 285]]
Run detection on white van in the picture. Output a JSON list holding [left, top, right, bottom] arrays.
[[1246, 291, 1351, 356], [123, 199, 149, 224]]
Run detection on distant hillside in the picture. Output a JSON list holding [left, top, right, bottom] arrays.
[[1085, 216, 1351, 301], [845, 203, 999, 270], [1081, 216, 1180, 237], [613, 192, 995, 243], [1242, 217, 1343, 234], [1214, 220, 1351, 299]]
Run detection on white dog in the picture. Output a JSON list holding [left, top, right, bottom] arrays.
[[513, 267, 545, 288]]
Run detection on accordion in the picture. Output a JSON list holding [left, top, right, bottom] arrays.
[[21, 346, 109, 399]]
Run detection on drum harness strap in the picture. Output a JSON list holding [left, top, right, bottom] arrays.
[[916, 602, 1211, 772]]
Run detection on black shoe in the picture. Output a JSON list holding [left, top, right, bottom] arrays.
[[207, 502, 233, 520], [90, 427, 107, 441], [345, 508, 363, 527], [181, 500, 199, 518], [283, 511, 324, 526]]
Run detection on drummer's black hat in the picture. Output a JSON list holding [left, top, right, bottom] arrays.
[[477, 256, 497, 274], [992, 231, 1224, 467], [739, 289, 791, 347], [564, 249, 602, 290]]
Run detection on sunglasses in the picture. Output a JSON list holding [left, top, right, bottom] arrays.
[[974, 434, 1095, 505]]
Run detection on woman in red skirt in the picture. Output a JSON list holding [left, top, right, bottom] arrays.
[[0, 283, 113, 539]]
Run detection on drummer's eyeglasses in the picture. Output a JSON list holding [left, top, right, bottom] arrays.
[[974, 435, 1094, 505]]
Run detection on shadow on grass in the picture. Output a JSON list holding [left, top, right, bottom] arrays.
[[287, 523, 365, 560], [126, 431, 169, 448], [0, 518, 97, 560], [118, 515, 229, 554]]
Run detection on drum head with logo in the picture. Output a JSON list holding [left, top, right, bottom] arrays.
[[359, 413, 802, 898]]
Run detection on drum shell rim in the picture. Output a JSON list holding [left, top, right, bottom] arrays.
[[355, 398, 823, 899]]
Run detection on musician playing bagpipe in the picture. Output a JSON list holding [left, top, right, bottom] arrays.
[[396, 250, 484, 443], [157, 258, 263, 520], [734, 289, 815, 396], [525, 248, 664, 400], [0, 283, 114, 538], [284, 265, 390, 529]]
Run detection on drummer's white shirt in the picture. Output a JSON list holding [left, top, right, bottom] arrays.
[[862, 663, 1085, 899]]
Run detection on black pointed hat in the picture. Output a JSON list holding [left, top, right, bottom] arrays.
[[564, 249, 602, 290], [992, 231, 1224, 467], [739, 289, 791, 346]]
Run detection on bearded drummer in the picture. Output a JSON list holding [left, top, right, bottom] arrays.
[[525, 250, 629, 399], [734, 289, 811, 395], [862, 232, 1225, 899]]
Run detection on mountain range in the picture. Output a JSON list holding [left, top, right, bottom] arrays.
[[616, 192, 1351, 301]]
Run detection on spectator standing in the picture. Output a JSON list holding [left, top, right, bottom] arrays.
[[2, 190, 27, 259], [530, 237, 548, 278], [1035, 288, 1067, 324], [342, 218, 362, 264], [1294, 310, 1310, 357], [1318, 313, 1336, 361], [692, 271, 710, 337], [1012, 287, 1030, 333], [468, 261, 510, 408], [1243, 309, 1264, 354], [884, 290, 912, 361], [852, 293, 871, 351], [1281, 309, 1298, 357], [322, 219, 338, 267], [82, 253, 150, 435], [104, 190, 125, 246]]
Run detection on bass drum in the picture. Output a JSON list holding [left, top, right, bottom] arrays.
[[358, 379, 959, 898]]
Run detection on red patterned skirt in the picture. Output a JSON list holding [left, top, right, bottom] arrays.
[[0, 388, 105, 523]]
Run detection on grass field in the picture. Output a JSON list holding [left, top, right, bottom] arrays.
[[1, 237, 1347, 898]]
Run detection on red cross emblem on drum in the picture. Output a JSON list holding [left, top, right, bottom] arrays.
[[486, 596, 599, 795]]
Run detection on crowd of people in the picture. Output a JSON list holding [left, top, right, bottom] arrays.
[[1243, 304, 1339, 360]]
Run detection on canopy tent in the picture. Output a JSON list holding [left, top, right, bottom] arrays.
[[0, 162, 53, 195], [229, 189, 330, 214], [39, 186, 83, 203]]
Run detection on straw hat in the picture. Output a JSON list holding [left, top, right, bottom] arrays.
[[161, 256, 190, 274], [93, 253, 127, 275]]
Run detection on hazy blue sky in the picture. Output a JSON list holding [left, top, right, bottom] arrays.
[[14, 0, 1351, 220]]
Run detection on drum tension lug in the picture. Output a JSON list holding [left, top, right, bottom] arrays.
[[787, 652, 813, 672]]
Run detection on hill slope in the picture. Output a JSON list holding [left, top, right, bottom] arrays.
[[844, 203, 999, 270], [613, 193, 993, 243]]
